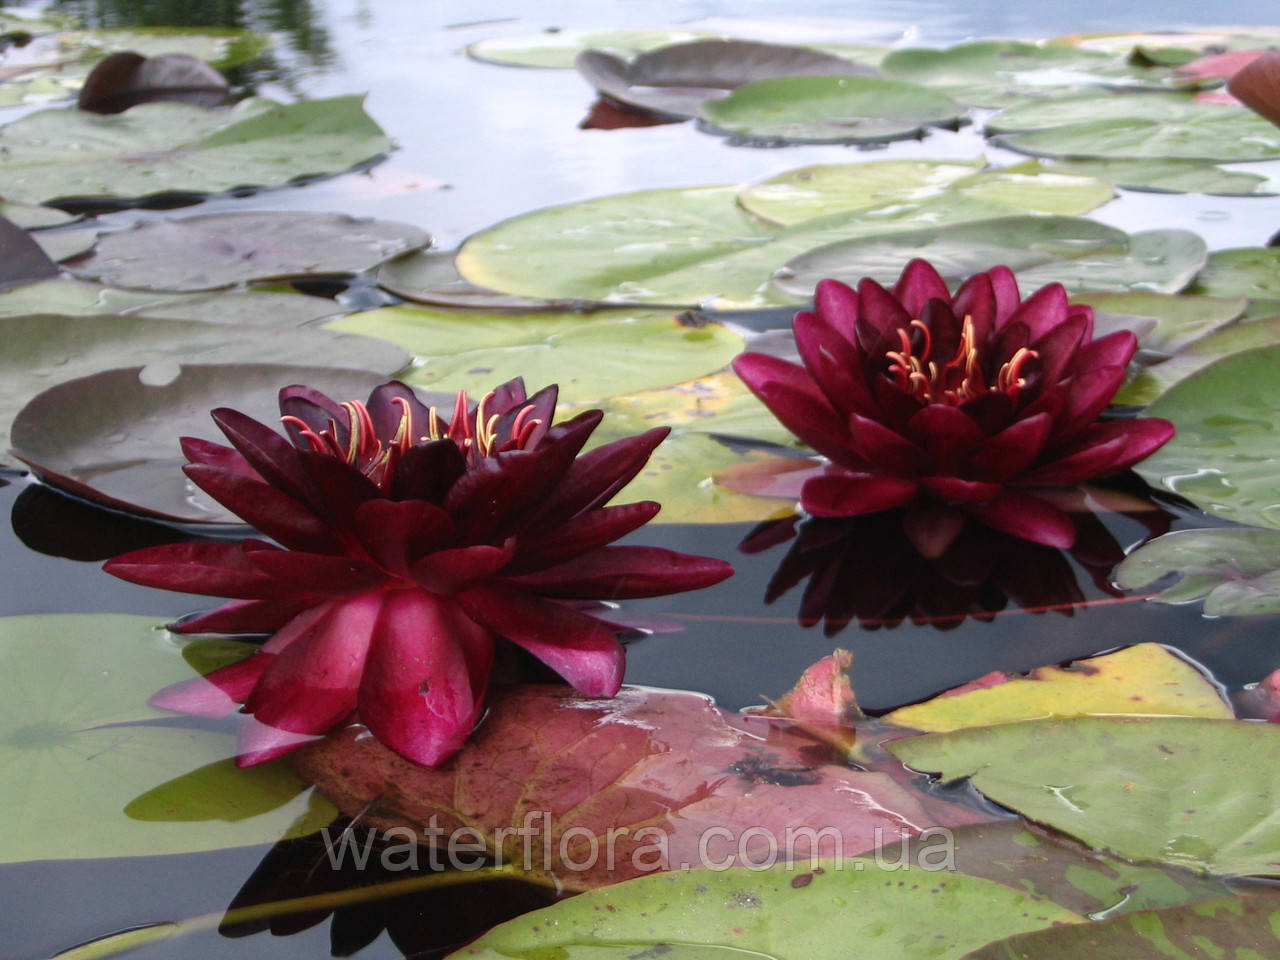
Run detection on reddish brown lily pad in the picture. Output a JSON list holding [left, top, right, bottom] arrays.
[[78, 51, 229, 114], [294, 684, 991, 892]]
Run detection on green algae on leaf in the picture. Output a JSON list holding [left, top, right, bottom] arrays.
[[891, 716, 1280, 876], [1117, 527, 1280, 615], [698, 75, 964, 144], [0, 95, 390, 205], [322, 305, 743, 406], [0, 614, 335, 863], [69, 212, 429, 291], [1135, 344, 1280, 528], [445, 859, 1080, 958]]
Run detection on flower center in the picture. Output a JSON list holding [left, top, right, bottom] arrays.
[[280, 389, 543, 487], [884, 316, 1037, 406]]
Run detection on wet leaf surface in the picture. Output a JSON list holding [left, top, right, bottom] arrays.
[[296, 684, 993, 892], [883, 644, 1231, 732], [1116, 528, 1280, 615], [69, 211, 429, 291], [8, 363, 399, 519], [0, 95, 390, 205], [891, 716, 1280, 876], [1136, 344, 1280, 528], [0, 614, 335, 863], [698, 75, 964, 144], [447, 860, 1081, 959]]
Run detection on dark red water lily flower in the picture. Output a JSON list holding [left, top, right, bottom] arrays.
[[729, 259, 1174, 556], [105, 379, 733, 768]]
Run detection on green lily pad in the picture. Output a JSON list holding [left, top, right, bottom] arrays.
[[0, 277, 345, 324], [966, 896, 1280, 960], [891, 716, 1280, 876], [699, 75, 964, 144], [68, 211, 429, 291], [449, 862, 1080, 959], [0, 315, 406, 472], [0, 201, 78, 230], [775, 217, 1206, 298], [31, 227, 96, 263], [875, 822, 1236, 919], [378, 250, 582, 310], [737, 157, 1111, 225], [60, 27, 272, 70], [1189, 247, 1280, 300], [456, 185, 1035, 308], [465, 28, 718, 69], [1135, 344, 1280, 528], [0, 614, 335, 863], [1050, 157, 1274, 195], [1116, 316, 1280, 406], [0, 95, 390, 205], [989, 93, 1280, 162], [879, 40, 1165, 108], [1071, 291, 1246, 356], [321, 305, 743, 406], [1116, 528, 1280, 615], [0, 73, 78, 106]]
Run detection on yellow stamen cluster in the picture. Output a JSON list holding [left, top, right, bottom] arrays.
[[884, 316, 1037, 405]]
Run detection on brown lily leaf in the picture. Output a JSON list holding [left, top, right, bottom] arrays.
[[78, 51, 230, 114], [0, 215, 59, 291], [1228, 49, 1280, 127], [295, 684, 991, 892], [760, 648, 862, 754]]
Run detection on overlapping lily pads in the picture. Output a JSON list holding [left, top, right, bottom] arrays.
[[1116, 528, 1280, 615], [8, 363, 400, 518], [1050, 157, 1275, 195], [774, 216, 1206, 298], [1071, 291, 1245, 357], [1135, 345, 1280, 529], [698, 75, 964, 144], [891, 716, 1280, 876], [0, 95, 390, 205], [1189, 247, 1280, 300], [447, 862, 1080, 959], [69, 211, 430, 291], [989, 93, 1280, 161], [0, 614, 334, 862], [1115, 317, 1280, 406], [466, 28, 717, 69]]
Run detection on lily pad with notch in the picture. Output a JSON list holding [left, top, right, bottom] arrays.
[[6, 360, 402, 515], [698, 74, 965, 144], [0, 95, 391, 206], [575, 39, 873, 120], [69, 211, 429, 291]]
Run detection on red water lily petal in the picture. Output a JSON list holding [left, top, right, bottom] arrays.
[[104, 541, 280, 598], [182, 463, 341, 553], [494, 382, 558, 451], [904, 405, 985, 474], [988, 266, 1021, 324], [505, 545, 733, 599], [524, 427, 670, 528], [794, 311, 878, 418], [1051, 365, 1128, 442], [1074, 329, 1137, 373], [391, 438, 466, 503], [919, 476, 1002, 504], [856, 277, 913, 347], [750, 379, 862, 467], [179, 436, 255, 475], [1228, 49, 1280, 127], [964, 490, 1076, 548], [278, 386, 348, 449], [411, 543, 515, 594], [357, 590, 494, 768], [715, 456, 824, 499], [1005, 283, 1071, 341], [367, 380, 432, 443], [150, 651, 273, 717], [902, 500, 968, 559], [813, 278, 859, 342], [1026, 419, 1175, 485], [893, 258, 952, 317], [245, 547, 387, 596], [172, 595, 318, 636], [211, 407, 314, 503], [1030, 312, 1089, 386], [951, 271, 996, 344], [457, 584, 624, 697], [966, 412, 1054, 481], [848, 413, 926, 475], [505, 501, 662, 574], [353, 498, 456, 576], [801, 471, 919, 517]]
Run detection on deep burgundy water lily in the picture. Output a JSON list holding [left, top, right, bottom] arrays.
[[730, 259, 1174, 555], [105, 379, 733, 767]]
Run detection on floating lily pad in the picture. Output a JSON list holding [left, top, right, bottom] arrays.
[[0, 95, 391, 205], [967, 896, 1280, 960], [6, 356, 400, 511], [883, 644, 1230, 733], [1135, 344, 1280, 528], [466, 28, 718, 69], [876, 821, 1236, 919], [322, 305, 742, 406], [989, 93, 1280, 161], [1050, 157, 1274, 194], [699, 75, 964, 144], [0, 277, 344, 325], [457, 185, 1037, 308], [775, 217, 1206, 298], [0, 201, 78, 230], [880, 40, 1165, 108], [31, 227, 96, 263], [448, 861, 1079, 959], [77, 51, 229, 114], [377, 250, 581, 310], [1071, 290, 1245, 356], [1116, 316, 1280, 406], [737, 157, 1111, 225], [0, 73, 77, 106], [892, 716, 1280, 876], [1116, 528, 1280, 615], [0, 614, 335, 863], [1189, 246, 1280, 300], [59, 26, 272, 70], [69, 211, 429, 291], [575, 39, 871, 119]]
